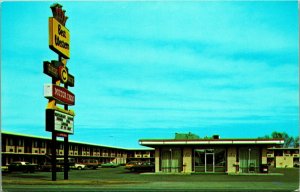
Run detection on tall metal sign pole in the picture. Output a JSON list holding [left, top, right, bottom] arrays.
[[43, 3, 75, 181]]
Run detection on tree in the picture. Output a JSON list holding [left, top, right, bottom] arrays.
[[294, 136, 299, 148], [264, 131, 297, 148]]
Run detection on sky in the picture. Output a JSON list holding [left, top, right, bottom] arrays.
[[1, 1, 299, 148]]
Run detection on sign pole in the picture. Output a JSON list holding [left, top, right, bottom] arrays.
[[64, 136, 69, 180], [51, 132, 57, 181], [51, 60, 59, 181], [63, 54, 69, 180]]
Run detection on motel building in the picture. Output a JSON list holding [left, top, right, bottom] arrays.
[[139, 133, 291, 174], [1, 131, 299, 174], [1, 131, 154, 166]]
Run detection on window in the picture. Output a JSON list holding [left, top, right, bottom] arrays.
[[8, 139, 14, 146], [239, 147, 260, 173], [161, 148, 182, 173], [18, 139, 24, 146], [40, 141, 46, 148], [33, 141, 38, 148]]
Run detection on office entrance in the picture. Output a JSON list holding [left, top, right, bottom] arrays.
[[194, 148, 226, 173], [205, 152, 214, 172]]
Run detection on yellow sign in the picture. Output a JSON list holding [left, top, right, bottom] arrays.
[[49, 17, 70, 59], [59, 66, 68, 83]]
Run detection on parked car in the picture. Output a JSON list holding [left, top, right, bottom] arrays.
[[125, 161, 141, 170], [8, 161, 37, 173], [127, 162, 155, 172], [101, 162, 119, 168], [56, 158, 75, 167], [1, 165, 9, 173], [74, 163, 86, 170], [39, 162, 64, 172], [81, 159, 99, 169]]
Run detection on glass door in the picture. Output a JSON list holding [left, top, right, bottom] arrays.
[[205, 153, 214, 172]]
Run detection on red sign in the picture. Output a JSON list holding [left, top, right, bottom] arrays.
[[56, 132, 68, 137], [44, 84, 75, 105]]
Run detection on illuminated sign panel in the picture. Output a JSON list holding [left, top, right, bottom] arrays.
[[44, 84, 75, 105], [46, 109, 74, 134], [49, 17, 70, 59]]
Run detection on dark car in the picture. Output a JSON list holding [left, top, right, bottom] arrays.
[[125, 161, 140, 170], [8, 161, 37, 173], [127, 162, 155, 172], [39, 162, 64, 172]]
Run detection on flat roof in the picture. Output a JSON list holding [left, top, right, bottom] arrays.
[[267, 147, 299, 150], [139, 138, 284, 146], [1, 131, 153, 151]]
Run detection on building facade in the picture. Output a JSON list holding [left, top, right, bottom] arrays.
[[267, 147, 299, 168], [1, 132, 154, 166], [139, 133, 289, 174], [2, 131, 298, 173]]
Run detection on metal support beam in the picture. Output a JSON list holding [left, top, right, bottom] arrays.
[[51, 131, 57, 181], [64, 136, 69, 180]]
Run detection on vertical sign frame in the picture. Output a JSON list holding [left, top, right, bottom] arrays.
[[44, 3, 75, 181]]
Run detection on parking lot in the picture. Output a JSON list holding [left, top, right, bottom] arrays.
[[2, 167, 299, 191]]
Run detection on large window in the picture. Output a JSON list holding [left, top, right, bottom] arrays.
[[239, 147, 260, 173], [161, 148, 182, 173], [215, 149, 226, 172], [194, 149, 205, 172]]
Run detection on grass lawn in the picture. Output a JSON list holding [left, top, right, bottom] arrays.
[[2, 167, 299, 191]]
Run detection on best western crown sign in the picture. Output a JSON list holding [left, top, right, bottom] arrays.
[[49, 4, 70, 59], [44, 3, 75, 135]]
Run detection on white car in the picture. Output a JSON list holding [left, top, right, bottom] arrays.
[[74, 163, 86, 170]]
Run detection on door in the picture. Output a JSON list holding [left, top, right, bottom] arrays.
[[205, 153, 214, 172]]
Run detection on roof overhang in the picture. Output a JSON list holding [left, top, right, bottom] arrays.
[[139, 139, 284, 146]]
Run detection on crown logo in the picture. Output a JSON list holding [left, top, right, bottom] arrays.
[[50, 3, 68, 26]]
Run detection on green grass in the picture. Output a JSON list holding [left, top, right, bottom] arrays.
[[2, 167, 299, 191]]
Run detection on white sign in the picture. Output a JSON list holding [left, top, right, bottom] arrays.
[[54, 110, 74, 134]]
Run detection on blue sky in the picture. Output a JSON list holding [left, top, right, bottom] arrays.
[[1, 1, 299, 148]]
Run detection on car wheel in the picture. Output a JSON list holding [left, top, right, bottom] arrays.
[[78, 166, 82, 170]]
